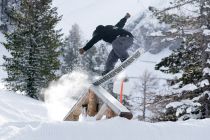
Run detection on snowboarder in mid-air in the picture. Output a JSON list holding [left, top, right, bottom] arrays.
[[79, 13, 134, 75]]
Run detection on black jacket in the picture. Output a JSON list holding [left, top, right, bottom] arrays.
[[83, 17, 133, 51]]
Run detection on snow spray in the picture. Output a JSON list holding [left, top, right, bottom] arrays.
[[43, 71, 90, 120]]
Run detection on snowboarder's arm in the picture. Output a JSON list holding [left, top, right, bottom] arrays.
[[82, 35, 101, 51], [115, 13, 131, 28]]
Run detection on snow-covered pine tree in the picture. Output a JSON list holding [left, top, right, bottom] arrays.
[[3, 0, 62, 99], [155, 40, 203, 86], [150, 0, 210, 120]]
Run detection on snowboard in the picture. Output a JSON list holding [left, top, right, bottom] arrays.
[[93, 49, 142, 86]]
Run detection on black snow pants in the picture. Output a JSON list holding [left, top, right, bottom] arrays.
[[103, 36, 133, 74]]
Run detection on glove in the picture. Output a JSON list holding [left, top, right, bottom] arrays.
[[125, 13, 131, 19], [79, 48, 85, 55]]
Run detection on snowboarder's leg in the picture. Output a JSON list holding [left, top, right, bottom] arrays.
[[112, 37, 133, 62], [103, 49, 119, 75]]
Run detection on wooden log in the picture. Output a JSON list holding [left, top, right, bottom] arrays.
[[87, 90, 98, 116], [95, 104, 108, 120]]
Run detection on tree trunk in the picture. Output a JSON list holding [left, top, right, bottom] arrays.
[[142, 82, 147, 121]]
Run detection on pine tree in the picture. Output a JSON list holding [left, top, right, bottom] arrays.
[[61, 24, 83, 73], [150, 0, 210, 120], [3, 0, 62, 99], [151, 0, 210, 88]]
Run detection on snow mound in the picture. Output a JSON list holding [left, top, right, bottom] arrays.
[[0, 90, 48, 125], [0, 117, 209, 140]]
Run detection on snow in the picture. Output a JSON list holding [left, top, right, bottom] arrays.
[[207, 59, 210, 64], [0, 78, 208, 140], [150, 31, 165, 36], [168, 28, 178, 33], [161, 37, 176, 42], [203, 67, 210, 75], [173, 83, 198, 93], [0, 90, 48, 125], [203, 29, 210, 36], [199, 79, 209, 87], [205, 43, 210, 52], [0, 117, 210, 140], [166, 100, 201, 119], [43, 71, 90, 121], [166, 100, 201, 109]]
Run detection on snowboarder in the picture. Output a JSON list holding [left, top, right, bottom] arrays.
[[79, 13, 134, 75]]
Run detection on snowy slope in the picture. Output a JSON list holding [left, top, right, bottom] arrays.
[[0, 90, 48, 125], [0, 89, 209, 140], [0, 117, 210, 140]]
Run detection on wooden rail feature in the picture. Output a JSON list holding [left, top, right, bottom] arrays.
[[63, 85, 133, 121]]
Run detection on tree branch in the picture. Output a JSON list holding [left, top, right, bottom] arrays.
[[156, 0, 196, 15]]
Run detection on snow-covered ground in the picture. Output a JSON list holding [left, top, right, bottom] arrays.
[[1, 116, 210, 140], [0, 90, 48, 124], [0, 85, 209, 140]]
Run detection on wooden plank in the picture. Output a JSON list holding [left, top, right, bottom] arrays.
[[95, 104, 108, 120], [90, 85, 133, 120], [63, 89, 89, 121]]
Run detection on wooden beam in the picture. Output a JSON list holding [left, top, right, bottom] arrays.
[[90, 85, 133, 120], [87, 90, 98, 116], [95, 104, 108, 120], [63, 89, 89, 121]]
